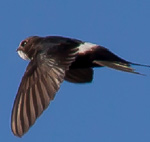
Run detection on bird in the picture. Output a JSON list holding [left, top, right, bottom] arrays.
[[11, 36, 149, 137]]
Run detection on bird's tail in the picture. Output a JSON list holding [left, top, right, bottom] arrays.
[[93, 60, 150, 75]]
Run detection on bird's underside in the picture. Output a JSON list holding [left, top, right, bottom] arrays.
[[11, 36, 149, 137]]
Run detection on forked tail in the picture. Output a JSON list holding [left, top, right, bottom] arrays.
[[93, 60, 150, 75]]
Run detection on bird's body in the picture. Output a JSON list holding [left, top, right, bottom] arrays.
[[12, 36, 149, 137]]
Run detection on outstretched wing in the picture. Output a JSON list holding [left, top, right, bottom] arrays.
[[11, 45, 78, 137]]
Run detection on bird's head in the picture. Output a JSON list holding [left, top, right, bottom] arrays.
[[17, 36, 42, 60]]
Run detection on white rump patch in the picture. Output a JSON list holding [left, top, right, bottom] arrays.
[[78, 42, 97, 54], [18, 50, 30, 60]]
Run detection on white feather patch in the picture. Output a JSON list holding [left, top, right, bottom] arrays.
[[78, 42, 97, 54], [18, 50, 30, 60]]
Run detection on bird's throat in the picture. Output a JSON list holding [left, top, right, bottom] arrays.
[[17, 50, 30, 60]]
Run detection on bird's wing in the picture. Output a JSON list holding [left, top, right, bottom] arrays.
[[92, 46, 148, 75], [65, 68, 93, 83], [93, 60, 143, 75], [11, 45, 78, 137]]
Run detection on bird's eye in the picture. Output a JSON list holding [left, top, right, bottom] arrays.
[[21, 40, 27, 47]]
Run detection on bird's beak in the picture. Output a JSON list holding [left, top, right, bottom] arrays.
[[16, 46, 22, 52], [16, 46, 30, 60]]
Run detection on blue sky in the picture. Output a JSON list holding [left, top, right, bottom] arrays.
[[1, 0, 150, 141]]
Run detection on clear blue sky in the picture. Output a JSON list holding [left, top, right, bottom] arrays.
[[1, 0, 150, 141]]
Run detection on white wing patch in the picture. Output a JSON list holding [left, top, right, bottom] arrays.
[[18, 50, 30, 60], [78, 42, 97, 54]]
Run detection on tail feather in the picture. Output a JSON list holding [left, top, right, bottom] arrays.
[[93, 60, 149, 75], [129, 62, 150, 68]]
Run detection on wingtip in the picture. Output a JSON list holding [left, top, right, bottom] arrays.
[[93, 60, 148, 75], [129, 62, 150, 68]]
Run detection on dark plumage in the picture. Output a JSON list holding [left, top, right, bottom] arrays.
[[11, 36, 149, 137]]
